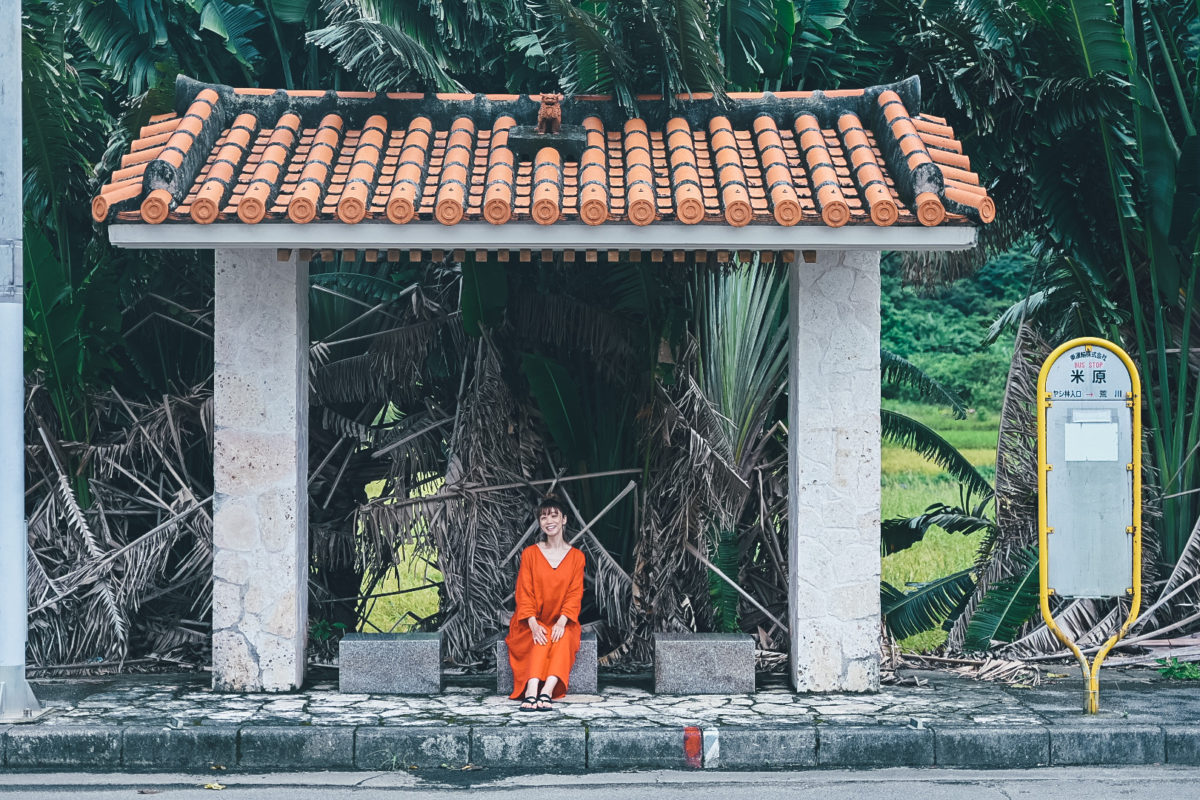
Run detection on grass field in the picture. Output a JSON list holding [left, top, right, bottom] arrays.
[[361, 552, 442, 633], [881, 401, 998, 651], [358, 479, 443, 634]]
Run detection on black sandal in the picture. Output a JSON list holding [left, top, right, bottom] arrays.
[[519, 695, 538, 712], [535, 693, 554, 711]]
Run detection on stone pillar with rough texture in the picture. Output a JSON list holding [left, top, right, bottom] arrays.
[[212, 249, 309, 692], [788, 249, 882, 693]]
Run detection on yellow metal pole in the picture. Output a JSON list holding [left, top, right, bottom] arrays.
[[1036, 338, 1142, 714]]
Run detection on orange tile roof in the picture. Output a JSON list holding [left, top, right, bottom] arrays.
[[92, 76, 996, 229]]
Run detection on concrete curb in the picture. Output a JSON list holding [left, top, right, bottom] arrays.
[[123, 726, 239, 770], [1048, 725, 1164, 766], [239, 726, 356, 770], [355, 726, 470, 770], [471, 725, 587, 768], [817, 725, 934, 767], [931, 725, 1050, 767], [0, 721, 1191, 772]]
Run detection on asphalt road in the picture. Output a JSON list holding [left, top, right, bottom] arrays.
[[2, 768, 1199, 799]]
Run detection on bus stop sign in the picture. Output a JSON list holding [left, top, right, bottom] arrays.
[[1039, 338, 1140, 597], [1037, 336, 1142, 713]]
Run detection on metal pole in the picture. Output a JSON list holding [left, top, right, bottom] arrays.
[[0, 0, 43, 721]]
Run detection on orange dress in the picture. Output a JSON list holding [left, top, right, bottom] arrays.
[[506, 544, 585, 699]]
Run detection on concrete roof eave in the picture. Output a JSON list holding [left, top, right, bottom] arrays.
[[107, 220, 977, 252]]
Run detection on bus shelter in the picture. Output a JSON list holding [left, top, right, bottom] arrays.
[[90, 75, 993, 693]]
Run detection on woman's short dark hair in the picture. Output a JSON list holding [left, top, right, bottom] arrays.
[[536, 495, 569, 519]]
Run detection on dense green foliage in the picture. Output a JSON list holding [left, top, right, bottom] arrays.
[[1158, 657, 1200, 680], [882, 248, 1033, 409], [20, 0, 1200, 663]]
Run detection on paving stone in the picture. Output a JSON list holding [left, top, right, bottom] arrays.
[[1050, 725, 1164, 765], [339, 633, 442, 694], [715, 726, 817, 768], [653, 634, 755, 694], [355, 726, 470, 769], [588, 726, 693, 769], [238, 725, 354, 769], [496, 631, 598, 695], [933, 725, 1049, 767], [122, 726, 238, 769], [10, 670, 1200, 774], [1164, 725, 1200, 764], [470, 724, 586, 768], [5, 725, 122, 768], [817, 725, 934, 767]]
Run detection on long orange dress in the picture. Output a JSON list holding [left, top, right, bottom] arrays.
[[506, 544, 585, 699]]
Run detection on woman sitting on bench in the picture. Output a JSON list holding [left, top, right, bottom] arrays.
[[507, 495, 585, 711]]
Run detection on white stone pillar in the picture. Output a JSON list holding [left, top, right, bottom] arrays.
[[212, 249, 309, 691], [788, 249, 882, 692]]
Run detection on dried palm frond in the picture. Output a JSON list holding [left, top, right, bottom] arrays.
[[613, 356, 742, 663], [25, 377, 215, 669], [1135, 515, 1200, 635], [507, 292, 639, 383], [1001, 597, 1124, 658]]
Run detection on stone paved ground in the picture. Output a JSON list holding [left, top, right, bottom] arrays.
[[7, 667, 1200, 772], [23, 666, 1188, 728]]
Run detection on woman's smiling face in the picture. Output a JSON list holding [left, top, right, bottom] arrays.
[[539, 507, 566, 538]]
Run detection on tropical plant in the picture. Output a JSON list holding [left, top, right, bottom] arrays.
[[72, 0, 302, 94], [30, 0, 1200, 674], [877, 354, 1000, 640], [692, 256, 790, 646], [922, 0, 1200, 655], [307, 0, 534, 93], [1157, 657, 1200, 680], [22, 3, 122, 447]]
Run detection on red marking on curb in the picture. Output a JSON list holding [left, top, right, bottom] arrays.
[[684, 726, 702, 768]]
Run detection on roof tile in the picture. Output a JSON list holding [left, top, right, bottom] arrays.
[[794, 114, 849, 227], [92, 76, 995, 230]]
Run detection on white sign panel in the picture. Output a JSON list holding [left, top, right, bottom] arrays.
[[1040, 341, 1136, 598]]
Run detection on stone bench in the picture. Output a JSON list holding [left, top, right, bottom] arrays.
[[339, 632, 442, 694], [653, 632, 755, 694], [496, 630, 598, 695]]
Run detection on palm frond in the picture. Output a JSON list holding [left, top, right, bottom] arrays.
[[654, 0, 728, 97], [882, 501, 995, 555], [194, 0, 266, 68], [527, 0, 635, 101], [72, 0, 168, 94], [307, 0, 465, 91], [947, 324, 1047, 652], [707, 526, 741, 632], [1134, 513, 1200, 633], [882, 569, 975, 640], [881, 350, 968, 419], [698, 257, 789, 466], [881, 409, 994, 500], [962, 547, 1039, 651]]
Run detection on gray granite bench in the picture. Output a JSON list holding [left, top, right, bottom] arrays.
[[653, 632, 755, 694], [496, 629, 599, 695], [339, 632, 442, 694]]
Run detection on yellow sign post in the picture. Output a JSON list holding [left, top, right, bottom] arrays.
[[1037, 337, 1142, 714]]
